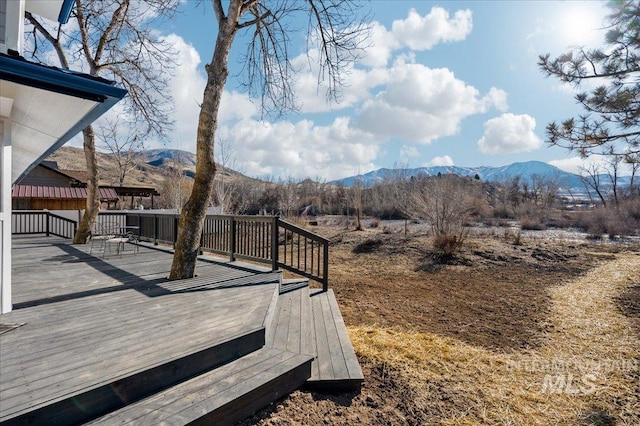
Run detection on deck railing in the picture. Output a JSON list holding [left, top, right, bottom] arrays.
[[100, 211, 330, 291], [12, 210, 77, 239]]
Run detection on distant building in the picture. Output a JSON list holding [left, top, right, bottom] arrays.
[[12, 162, 117, 210], [12, 161, 159, 210]]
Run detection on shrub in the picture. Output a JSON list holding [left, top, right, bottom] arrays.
[[433, 234, 462, 258], [352, 238, 383, 254], [546, 214, 575, 229], [382, 225, 396, 234], [492, 205, 513, 219], [512, 231, 524, 246], [519, 217, 547, 231]]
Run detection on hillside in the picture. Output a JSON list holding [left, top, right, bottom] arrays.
[[45, 146, 246, 188]]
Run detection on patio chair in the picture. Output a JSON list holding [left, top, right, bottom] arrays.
[[89, 225, 116, 255], [103, 230, 139, 257]]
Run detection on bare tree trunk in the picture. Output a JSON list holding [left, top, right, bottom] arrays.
[[169, 7, 238, 279], [73, 126, 100, 244]]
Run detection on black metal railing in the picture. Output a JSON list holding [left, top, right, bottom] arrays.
[[12, 211, 77, 239], [114, 212, 330, 291], [11, 210, 330, 290], [278, 219, 330, 291]]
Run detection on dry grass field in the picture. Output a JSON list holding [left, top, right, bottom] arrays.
[[241, 222, 640, 425]]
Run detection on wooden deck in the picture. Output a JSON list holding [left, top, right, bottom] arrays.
[[0, 235, 362, 425]]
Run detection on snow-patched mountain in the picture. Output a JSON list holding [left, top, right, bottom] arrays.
[[141, 149, 197, 167], [330, 161, 587, 189]]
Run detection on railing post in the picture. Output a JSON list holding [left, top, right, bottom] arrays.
[[45, 212, 50, 237], [173, 215, 179, 249], [271, 216, 279, 271], [153, 214, 158, 245], [323, 241, 329, 292], [229, 216, 236, 262]]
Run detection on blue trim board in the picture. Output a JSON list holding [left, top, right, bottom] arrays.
[[0, 55, 127, 101], [58, 0, 75, 24]]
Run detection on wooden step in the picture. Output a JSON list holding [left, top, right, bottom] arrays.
[[86, 347, 313, 426], [267, 286, 315, 357], [267, 286, 364, 392], [307, 289, 364, 392], [0, 329, 266, 426]]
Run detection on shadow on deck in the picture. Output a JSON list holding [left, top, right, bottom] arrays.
[[0, 236, 362, 425]]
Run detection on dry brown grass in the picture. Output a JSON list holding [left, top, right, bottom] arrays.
[[349, 251, 640, 425]]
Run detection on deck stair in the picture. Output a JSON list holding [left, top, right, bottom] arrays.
[[1, 238, 363, 425]]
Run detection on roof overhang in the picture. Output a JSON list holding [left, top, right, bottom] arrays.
[[13, 185, 119, 201], [25, 0, 75, 24], [0, 54, 127, 184]]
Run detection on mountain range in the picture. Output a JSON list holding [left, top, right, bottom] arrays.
[[329, 160, 632, 196], [48, 147, 632, 199]]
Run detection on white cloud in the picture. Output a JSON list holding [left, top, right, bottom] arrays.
[[424, 155, 454, 167], [138, 33, 206, 152], [359, 22, 399, 68], [400, 145, 420, 162], [478, 113, 542, 154], [219, 91, 258, 122], [356, 62, 508, 143], [392, 7, 473, 51], [151, 35, 258, 152], [360, 7, 472, 68], [218, 117, 380, 180], [548, 156, 608, 175]]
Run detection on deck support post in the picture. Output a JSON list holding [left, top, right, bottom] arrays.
[[153, 214, 158, 245], [271, 216, 279, 272], [1, 118, 13, 313], [322, 241, 329, 292], [229, 216, 236, 262]]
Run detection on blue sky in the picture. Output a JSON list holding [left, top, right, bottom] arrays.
[[103, 1, 613, 180]]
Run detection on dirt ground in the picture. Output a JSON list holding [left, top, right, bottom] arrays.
[[238, 223, 640, 425]]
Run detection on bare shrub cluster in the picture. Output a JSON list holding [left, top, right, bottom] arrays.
[[575, 200, 640, 239], [410, 174, 481, 257]]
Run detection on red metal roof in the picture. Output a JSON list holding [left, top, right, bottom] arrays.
[[12, 185, 118, 200]]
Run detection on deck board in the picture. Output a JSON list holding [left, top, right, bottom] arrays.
[[308, 289, 364, 390], [88, 347, 312, 426], [0, 236, 279, 423], [2, 234, 363, 424]]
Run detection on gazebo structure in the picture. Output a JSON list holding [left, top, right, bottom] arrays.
[[0, 0, 127, 313]]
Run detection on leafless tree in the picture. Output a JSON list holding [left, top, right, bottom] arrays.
[[530, 174, 559, 211], [625, 153, 640, 198], [581, 163, 608, 207], [390, 163, 413, 234], [605, 154, 623, 207], [97, 119, 145, 186], [279, 177, 299, 219], [26, 0, 177, 243], [213, 137, 237, 215], [170, 0, 369, 278], [351, 178, 364, 231], [158, 166, 192, 211]]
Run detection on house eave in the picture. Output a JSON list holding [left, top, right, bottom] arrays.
[[0, 54, 127, 184]]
